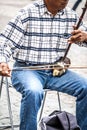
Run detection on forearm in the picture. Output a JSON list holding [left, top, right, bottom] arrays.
[[0, 37, 12, 62]]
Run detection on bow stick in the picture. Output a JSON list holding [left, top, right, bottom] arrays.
[[62, 0, 87, 61], [12, 65, 87, 71], [12, 63, 69, 71]]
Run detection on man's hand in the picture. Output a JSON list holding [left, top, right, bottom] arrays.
[[68, 26, 87, 44], [0, 62, 11, 77]]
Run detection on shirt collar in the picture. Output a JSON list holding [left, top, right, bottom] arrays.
[[38, 0, 65, 16]]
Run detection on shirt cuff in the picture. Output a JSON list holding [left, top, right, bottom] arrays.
[[77, 41, 87, 47], [81, 41, 87, 47], [0, 56, 7, 63]]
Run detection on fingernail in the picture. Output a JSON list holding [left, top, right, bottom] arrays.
[[5, 71, 9, 74]]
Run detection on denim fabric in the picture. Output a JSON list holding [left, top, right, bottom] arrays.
[[11, 61, 87, 130]]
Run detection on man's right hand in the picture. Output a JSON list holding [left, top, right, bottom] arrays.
[[0, 62, 11, 77]]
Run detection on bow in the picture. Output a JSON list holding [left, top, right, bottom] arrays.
[[62, 0, 87, 61]]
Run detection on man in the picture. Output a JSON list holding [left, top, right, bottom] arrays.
[[0, 0, 87, 130]]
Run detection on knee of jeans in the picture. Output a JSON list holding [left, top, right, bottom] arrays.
[[22, 85, 44, 100], [82, 85, 87, 95], [77, 83, 87, 100], [81, 79, 87, 93]]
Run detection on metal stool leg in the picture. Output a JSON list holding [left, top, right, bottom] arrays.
[[57, 91, 61, 111], [38, 90, 61, 122], [5, 77, 14, 130], [38, 91, 47, 122], [0, 76, 14, 130], [0, 76, 3, 97]]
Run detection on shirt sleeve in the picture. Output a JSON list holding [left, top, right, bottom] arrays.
[[0, 10, 25, 62]]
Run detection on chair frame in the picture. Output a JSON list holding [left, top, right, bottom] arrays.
[[0, 76, 14, 130], [0, 76, 61, 129], [38, 89, 61, 122]]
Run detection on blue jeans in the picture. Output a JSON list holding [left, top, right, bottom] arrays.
[[11, 61, 87, 130]]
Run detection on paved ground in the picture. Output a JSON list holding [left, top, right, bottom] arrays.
[[0, 0, 87, 130]]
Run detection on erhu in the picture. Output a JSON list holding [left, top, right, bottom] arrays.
[[53, 0, 87, 76]]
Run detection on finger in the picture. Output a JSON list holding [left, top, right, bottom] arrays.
[[0, 68, 2, 72], [0, 65, 2, 71], [73, 25, 77, 30], [71, 30, 81, 35], [1, 64, 11, 72], [68, 33, 82, 43], [0, 71, 11, 77], [0, 68, 11, 77]]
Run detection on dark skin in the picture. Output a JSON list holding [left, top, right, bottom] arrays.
[[0, 0, 87, 76], [44, 0, 69, 15]]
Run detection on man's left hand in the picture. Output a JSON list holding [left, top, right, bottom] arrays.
[[68, 28, 87, 44]]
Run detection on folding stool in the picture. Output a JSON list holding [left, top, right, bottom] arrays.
[[0, 76, 62, 129]]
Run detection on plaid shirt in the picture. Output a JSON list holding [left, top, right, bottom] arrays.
[[0, 0, 87, 64]]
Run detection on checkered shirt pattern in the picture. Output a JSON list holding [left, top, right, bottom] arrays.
[[0, 0, 87, 64]]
